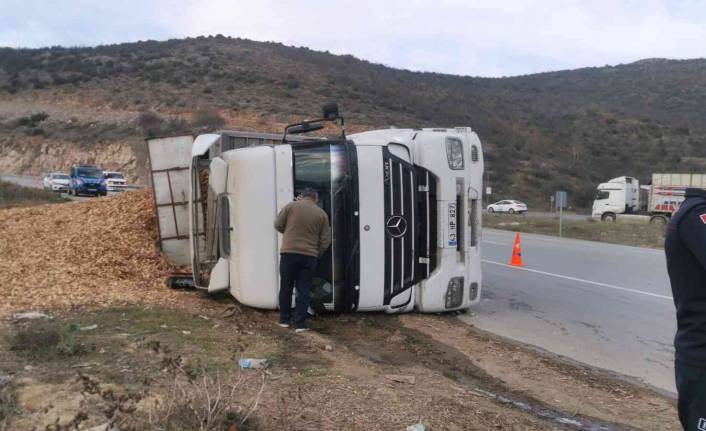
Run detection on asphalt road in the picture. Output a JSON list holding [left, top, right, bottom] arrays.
[[0, 174, 41, 189], [1, 173, 142, 201], [465, 229, 676, 393]]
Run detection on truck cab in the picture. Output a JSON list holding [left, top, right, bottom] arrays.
[[591, 176, 639, 221], [189, 110, 483, 313]]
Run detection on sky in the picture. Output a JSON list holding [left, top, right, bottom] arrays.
[[1, 0, 706, 77]]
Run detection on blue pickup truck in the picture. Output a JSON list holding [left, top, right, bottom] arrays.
[[68, 164, 107, 196]]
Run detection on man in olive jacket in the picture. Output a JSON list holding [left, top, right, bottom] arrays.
[[274, 188, 331, 332]]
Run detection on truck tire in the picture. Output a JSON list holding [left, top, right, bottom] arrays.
[[650, 215, 668, 225], [601, 213, 616, 222]]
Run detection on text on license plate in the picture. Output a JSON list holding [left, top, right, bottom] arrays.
[[448, 202, 457, 247]]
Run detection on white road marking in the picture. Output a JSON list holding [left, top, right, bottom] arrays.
[[482, 259, 673, 301], [482, 240, 507, 246]]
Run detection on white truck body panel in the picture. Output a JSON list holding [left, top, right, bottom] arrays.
[[411, 128, 484, 310], [146, 135, 195, 265], [223, 147, 280, 309], [356, 145, 387, 310], [649, 173, 706, 214]]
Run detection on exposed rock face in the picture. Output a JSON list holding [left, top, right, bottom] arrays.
[[0, 137, 148, 183]]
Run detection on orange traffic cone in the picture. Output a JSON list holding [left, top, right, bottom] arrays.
[[509, 232, 525, 267]]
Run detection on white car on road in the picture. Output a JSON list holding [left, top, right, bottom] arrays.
[[103, 171, 128, 192], [487, 200, 527, 214], [41, 172, 71, 192]]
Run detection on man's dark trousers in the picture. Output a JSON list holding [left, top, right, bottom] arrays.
[[676, 360, 706, 430], [279, 253, 317, 329]]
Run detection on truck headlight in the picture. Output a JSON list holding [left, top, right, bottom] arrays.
[[445, 137, 464, 170], [445, 277, 464, 309]]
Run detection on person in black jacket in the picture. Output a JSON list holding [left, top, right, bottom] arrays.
[[666, 188, 706, 430]]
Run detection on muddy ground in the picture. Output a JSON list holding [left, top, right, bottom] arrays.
[[0, 295, 679, 431]]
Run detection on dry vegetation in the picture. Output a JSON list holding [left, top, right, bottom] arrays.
[[484, 213, 667, 249], [0, 306, 680, 430], [2, 38, 706, 206], [0, 180, 68, 209]]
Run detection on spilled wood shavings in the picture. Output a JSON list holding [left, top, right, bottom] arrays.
[[0, 189, 216, 317]]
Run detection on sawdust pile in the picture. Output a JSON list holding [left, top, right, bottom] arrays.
[[0, 189, 210, 316]]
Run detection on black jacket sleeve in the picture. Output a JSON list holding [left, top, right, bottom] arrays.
[[679, 205, 706, 270]]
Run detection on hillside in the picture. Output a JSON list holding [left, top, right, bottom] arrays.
[[1, 36, 706, 207]]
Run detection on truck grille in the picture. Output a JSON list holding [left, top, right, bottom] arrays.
[[382, 148, 417, 306]]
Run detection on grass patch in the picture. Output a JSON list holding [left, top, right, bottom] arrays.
[[485, 214, 666, 248], [0, 180, 68, 208], [0, 385, 19, 425], [9, 320, 93, 361]]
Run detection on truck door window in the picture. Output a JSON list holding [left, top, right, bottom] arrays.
[[292, 142, 352, 311], [596, 191, 610, 200]]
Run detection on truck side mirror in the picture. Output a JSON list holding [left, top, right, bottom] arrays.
[[322, 102, 339, 120], [209, 157, 228, 195]]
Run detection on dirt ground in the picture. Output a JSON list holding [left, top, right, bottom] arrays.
[[0, 299, 679, 431], [484, 214, 666, 249], [0, 191, 680, 430]]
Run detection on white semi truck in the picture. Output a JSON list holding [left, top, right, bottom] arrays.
[[149, 105, 485, 313], [592, 173, 706, 223]]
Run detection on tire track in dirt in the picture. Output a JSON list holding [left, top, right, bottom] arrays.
[[315, 314, 633, 431]]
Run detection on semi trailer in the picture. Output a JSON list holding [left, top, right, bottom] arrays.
[[148, 105, 485, 313], [592, 173, 706, 223]]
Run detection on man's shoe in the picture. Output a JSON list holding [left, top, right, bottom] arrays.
[[277, 322, 290, 328], [294, 327, 309, 333]]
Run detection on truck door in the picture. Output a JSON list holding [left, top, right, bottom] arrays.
[[291, 141, 359, 312]]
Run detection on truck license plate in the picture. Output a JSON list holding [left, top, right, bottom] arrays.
[[448, 202, 457, 247]]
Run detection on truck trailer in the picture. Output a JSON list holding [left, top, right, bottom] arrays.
[[148, 106, 485, 313], [592, 173, 706, 223]]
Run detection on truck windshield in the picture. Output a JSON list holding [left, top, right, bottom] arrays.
[[292, 142, 356, 311], [77, 168, 103, 179]]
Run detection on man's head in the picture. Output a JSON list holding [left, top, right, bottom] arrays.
[[300, 188, 319, 203]]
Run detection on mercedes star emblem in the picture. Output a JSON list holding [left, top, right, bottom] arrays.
[[386, 215, 408, 238]]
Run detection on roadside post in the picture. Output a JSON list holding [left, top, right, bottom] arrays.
[[555, 191, 567, 237]]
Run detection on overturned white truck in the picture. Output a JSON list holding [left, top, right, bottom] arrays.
[[149, 106, 484, 313]]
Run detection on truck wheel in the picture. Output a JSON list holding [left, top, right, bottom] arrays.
[[650, 215, 668, 225], [601, 213, 616, 222]]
